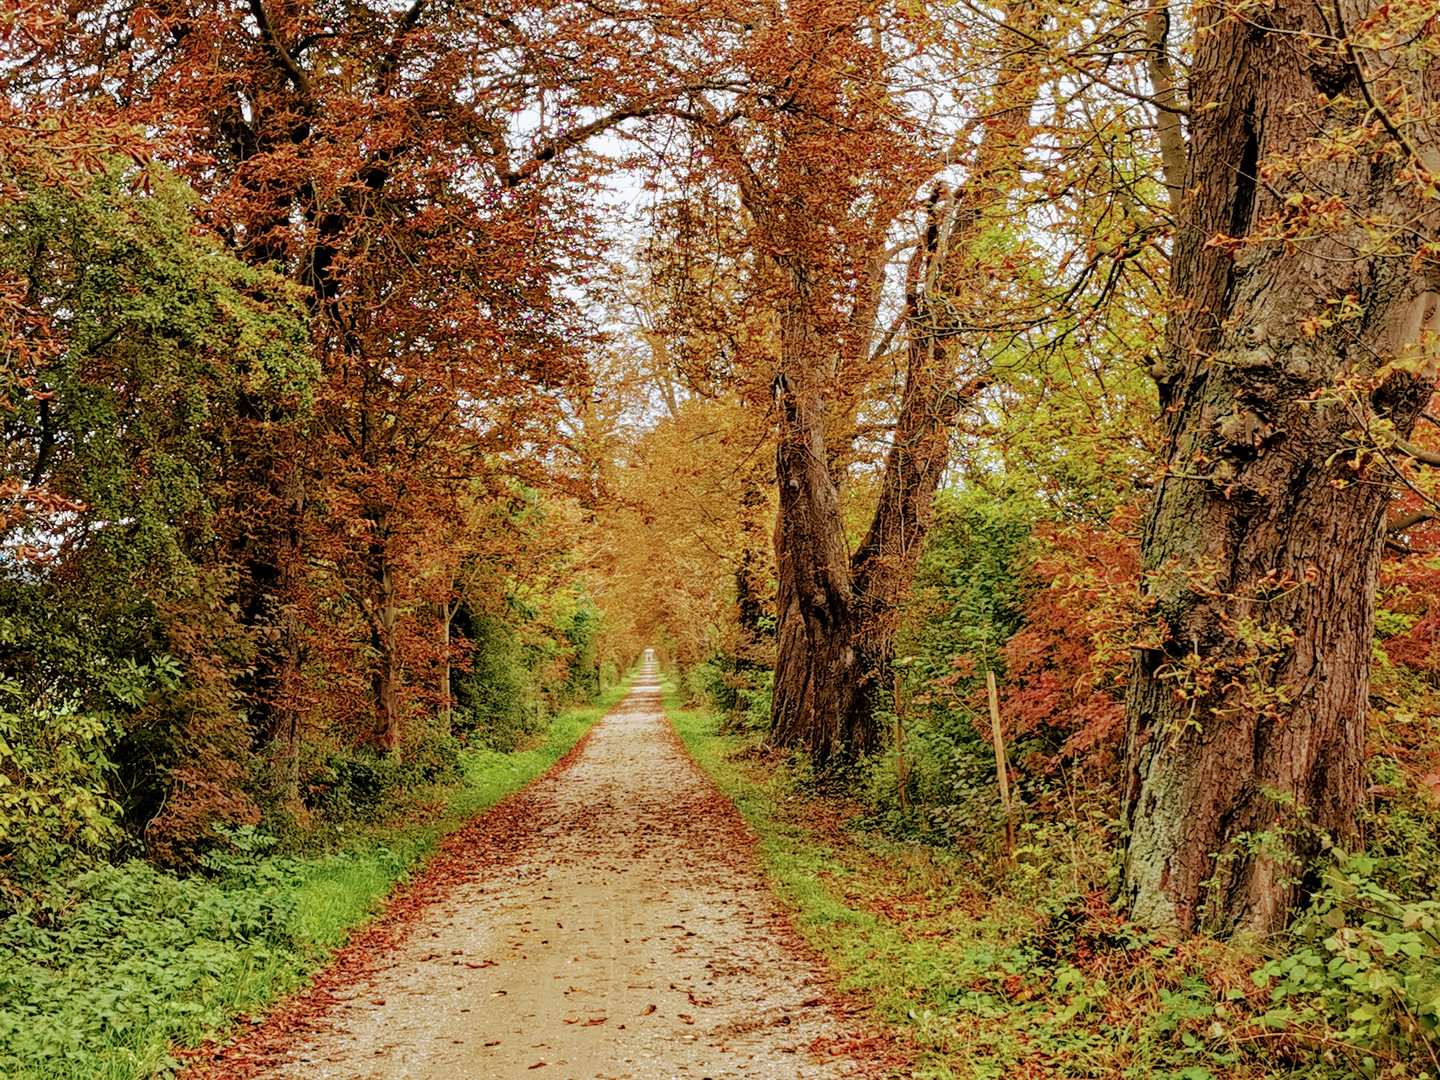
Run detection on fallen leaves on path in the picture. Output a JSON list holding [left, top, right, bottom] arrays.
[[176, 728, 603, 1080]]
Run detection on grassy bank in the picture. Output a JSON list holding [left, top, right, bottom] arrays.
[[662, 679, 1425, 1080], [0, 680, 631, 1080]]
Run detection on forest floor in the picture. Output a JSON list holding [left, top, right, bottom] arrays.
[[185, 666, 904, 1080]]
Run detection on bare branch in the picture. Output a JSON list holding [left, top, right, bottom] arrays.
[[498, 106, 663, 188], [1388, 506, 1436, 533], [1144, 3, 1187, 216], [1388, 433, 1440, 467]]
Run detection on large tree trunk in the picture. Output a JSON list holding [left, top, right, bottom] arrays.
[[764, 7, 1041, 766], [768, 265, 988, 764], [1120, 0, 1440, 937], [769, 301, 871, 762]]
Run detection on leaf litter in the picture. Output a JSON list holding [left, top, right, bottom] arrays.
[[181, 672, 904, 1079]]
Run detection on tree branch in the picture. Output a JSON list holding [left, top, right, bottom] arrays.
[[1388, 506, 1436, 533], [1388, 433, 1440, 466], [247, 0, 312, 99], [496, 106, 663, 188], [1144, 3, 1188, 216]]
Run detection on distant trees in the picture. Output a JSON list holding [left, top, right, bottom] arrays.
[[599, 0, 1051, 763]]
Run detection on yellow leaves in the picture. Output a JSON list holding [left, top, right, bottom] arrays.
[[593, 393, 775, 667], [1299, 293, 1364, 337], [1203, 232, 1244, 258]]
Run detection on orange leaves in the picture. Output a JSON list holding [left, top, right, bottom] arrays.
[[997, 514, 1141, 774]]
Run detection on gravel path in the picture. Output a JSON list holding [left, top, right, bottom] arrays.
[[234, 667, 890, 1080]]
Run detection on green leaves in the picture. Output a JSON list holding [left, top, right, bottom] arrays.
[[0, 858, 304, 1075], [1260, 852, 1440, 1063], [0, 683, 122, 903], [0, 163, 312, 564]]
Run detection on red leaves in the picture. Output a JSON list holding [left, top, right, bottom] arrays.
[[995, 514, 1140, 776], [1421, 773, 1440, 804]]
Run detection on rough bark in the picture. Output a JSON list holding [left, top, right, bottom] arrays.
[[765, 8, 1041, 765], [1120, 0, 1440, 937], [768, 300, 872, 762], [767, 214, 1006, 761]]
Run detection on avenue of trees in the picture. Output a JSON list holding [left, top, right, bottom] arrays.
[[3, 0, 1439, 974]]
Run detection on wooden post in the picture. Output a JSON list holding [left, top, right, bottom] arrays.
[[894, 669, 908, 813], [987, 669, 1015, 855]]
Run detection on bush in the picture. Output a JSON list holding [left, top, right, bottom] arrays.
[[396, 729, 463, 789], [0, 686, 123, 910], [0, 857, 304, 1076], [1259, 852, 1440, 1072], [560, 603, 603, 703], [310, 748, 399, 822], [860, 721, 1006, 848], [690, 655, 771, 733], [453, 613, 547, 752]]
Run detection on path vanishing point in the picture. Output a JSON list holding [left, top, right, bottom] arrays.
[[214, 665, 893, 1080]]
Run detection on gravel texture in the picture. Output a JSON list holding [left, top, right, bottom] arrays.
[[194, 667, 895, 1080]]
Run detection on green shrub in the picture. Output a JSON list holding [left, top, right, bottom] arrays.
[[454, 613, 547, 751], [689, 655, 771, 732], [0, 685, 123, 909], [0, 857, 304, 1076], [560, 603, 603, 703], [1258, 853, 1440, 1072], [735, 669, 773, 732], [311, 748, 398, 822]]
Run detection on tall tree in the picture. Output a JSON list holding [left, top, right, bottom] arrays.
[[37, 0, 605, 758], [0, 163, 313, 862], [1120, 0, 1440, 936], [654, 1, 1046, 763]]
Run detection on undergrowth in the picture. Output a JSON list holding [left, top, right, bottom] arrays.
[[663, 678, 1439, 1080], [0, 681, 628, 1080]]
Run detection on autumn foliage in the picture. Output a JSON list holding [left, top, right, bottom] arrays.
[[998, 514, 1140, 779], [0, 0, 1437, 1005]]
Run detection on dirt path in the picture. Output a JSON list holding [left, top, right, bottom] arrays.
[[229, 667, 894, 1080]]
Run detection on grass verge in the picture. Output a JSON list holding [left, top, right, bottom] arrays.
[[1, 680, 631, 1080], [661, 678, 1352, 1080]]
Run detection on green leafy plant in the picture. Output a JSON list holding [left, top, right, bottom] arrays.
[[1259, 853, 1440, 1073], [0, 682, 122, 908]]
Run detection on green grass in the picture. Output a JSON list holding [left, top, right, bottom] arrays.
[[0, 679, 631, 1080], [660, 678, 1337, 1080]]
